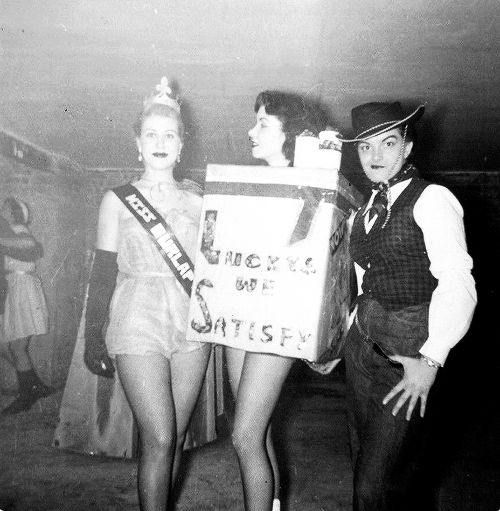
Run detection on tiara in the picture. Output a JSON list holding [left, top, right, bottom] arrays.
[[143, 76, 181, 113]]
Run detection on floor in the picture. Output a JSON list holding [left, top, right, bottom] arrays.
[[0, 352, 499, 511]]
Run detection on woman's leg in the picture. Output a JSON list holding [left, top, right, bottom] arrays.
[[226, 348, 282, 505], [2, 336, 53, 415], [170, 343, 212, 483], [345, 333, 425, 511], [8, 336, 32, 371], [116, 354, 176, 511], [230, 351, 294, 511]]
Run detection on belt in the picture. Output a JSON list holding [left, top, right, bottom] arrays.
[[354, 313, 393, 361]]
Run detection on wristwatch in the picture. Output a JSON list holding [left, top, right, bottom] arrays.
[[419, 354, 442, 368]]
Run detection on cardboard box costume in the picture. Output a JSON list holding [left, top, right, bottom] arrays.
[[187, 165, 361, 362]]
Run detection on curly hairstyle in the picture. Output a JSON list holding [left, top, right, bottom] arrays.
[[254, 90, 331, 163]]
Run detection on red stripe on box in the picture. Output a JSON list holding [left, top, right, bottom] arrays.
[[204, 181, 355, 214]]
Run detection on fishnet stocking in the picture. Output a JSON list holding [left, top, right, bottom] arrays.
[[226, 348, 281, 502], [117, 346, 210, 511], [228, 350, 294, 511]]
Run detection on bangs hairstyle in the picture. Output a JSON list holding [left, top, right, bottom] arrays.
[[133, 103, 185, 140], [4, 197, 30, 225], [254, 90, 330, 163]]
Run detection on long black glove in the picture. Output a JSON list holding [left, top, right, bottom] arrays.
[[84, 249, 118, 378]]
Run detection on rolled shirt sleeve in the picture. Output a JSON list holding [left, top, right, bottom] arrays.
[[413, 184, 477, 365]]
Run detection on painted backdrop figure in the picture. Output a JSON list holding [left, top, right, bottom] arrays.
[[340, 102, 477, 510], [226, 90, 331, 511], [83, 78, 211, 510], [0, 198, 51, 415]]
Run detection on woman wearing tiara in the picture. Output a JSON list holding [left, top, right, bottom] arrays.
[[225, 90, 331, 511], [81, 78, 211, 510]]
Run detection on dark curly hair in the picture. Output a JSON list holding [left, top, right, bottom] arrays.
[[254, 90, 331, 163]]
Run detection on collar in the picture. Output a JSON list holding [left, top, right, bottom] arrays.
[[370, 162, 419, 191], [363, 178, 414, 216]]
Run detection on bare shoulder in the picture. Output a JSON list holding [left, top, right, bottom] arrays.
[[99, 188, 126, 217], [177, 178, 204, 197], [177, 179, 204, 216], [101, 188, 122, 207], [96, 189, 123, 250]]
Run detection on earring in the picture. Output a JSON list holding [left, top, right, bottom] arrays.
[[176, 153, 181, 163], [138, 152, 143, 162]]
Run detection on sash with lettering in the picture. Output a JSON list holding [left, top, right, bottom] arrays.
[[113, 183, 194, 296]]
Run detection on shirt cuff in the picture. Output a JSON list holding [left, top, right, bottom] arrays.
[[419, 342, 451, 367]]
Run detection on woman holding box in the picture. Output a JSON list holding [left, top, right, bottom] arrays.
[[226, 90, 331, 511], [340, 101, 476, 510]]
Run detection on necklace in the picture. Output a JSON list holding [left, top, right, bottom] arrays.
[[136, 177, 178, 203]]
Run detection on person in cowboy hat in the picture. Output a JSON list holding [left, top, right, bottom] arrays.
[[340, 101, 477, 510]]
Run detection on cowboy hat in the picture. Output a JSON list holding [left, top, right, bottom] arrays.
[[339, 101, 424, 142]]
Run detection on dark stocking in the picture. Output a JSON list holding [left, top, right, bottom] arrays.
[[230, 351, 294, 511], [226, 347, 281, 503], [170, 344, 212, 483], [117, 345, 211, 511], [117, 354, 175, 511], [2, 337, 53, 415], [8, 336, 32, 371]]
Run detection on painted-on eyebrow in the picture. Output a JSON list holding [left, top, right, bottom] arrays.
[[143, 128, 177, 133], [259, 117, 282, 128], [358, 134, 398, 148], [381, 134, 399, 143], [360, 134, 399, 146]]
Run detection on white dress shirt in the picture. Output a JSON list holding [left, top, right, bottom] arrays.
[[354, 178, 477, 365]]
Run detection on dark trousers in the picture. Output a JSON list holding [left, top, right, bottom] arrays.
[[344, 322, 431, 511]]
